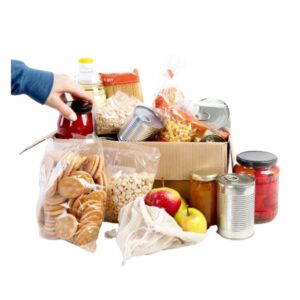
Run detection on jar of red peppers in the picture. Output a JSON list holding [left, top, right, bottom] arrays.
[[233, 151, 279, 223], [56, 100, 94, 139]]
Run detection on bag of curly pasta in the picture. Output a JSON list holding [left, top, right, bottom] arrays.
[[37, 139, 107, 252]]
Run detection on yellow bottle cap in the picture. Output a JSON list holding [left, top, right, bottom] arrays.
[[78, 58, 93, 64]]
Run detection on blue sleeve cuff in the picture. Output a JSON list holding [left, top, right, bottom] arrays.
[[11, 60, 54, 104]]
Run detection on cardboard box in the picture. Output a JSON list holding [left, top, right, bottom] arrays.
[[21, 136, 231, 200], [102, 140, 230, 200]]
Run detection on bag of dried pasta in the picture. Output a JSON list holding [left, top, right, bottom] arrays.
[[37, 139, 107, 252], [154, 84, 229, 142]]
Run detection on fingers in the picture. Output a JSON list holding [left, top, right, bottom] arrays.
[[46, 96, 77, 121], [63, 77, 94, 104]]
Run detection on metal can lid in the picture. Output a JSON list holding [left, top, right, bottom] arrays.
[[237, 151, 278, 168], [196, 98, 230, 130], [217, 173, 255, 186], [191, 169, 218, 182], [200, 134, 225, 143], [135, 106, 163, 129]]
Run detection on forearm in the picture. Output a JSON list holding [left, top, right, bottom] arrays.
[[11, 60, 54, 104]]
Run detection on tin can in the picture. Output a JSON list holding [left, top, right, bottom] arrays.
[[200, 130, 226, 143], [118, 106, 163, 141], [217, 174, 255, 240], [195, 98, 230, 131]]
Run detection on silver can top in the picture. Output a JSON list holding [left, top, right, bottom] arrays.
[[135, 106, 163, 129], [196, 98, 230, 130], [217, 173, 255, 187]]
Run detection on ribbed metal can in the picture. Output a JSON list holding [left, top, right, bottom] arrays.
[[118, 106, 163, 141], [217, 174, 255, 240]]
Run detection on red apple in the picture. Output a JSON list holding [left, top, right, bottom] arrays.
[[144, 187, 182, 216]]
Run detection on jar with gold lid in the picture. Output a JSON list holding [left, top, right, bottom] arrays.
[[189, 169, 218, 227]]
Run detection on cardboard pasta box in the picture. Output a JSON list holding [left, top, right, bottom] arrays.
[[102, 140, 231, 199]]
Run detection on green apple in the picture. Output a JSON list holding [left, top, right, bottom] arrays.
[[174, 198, 187, 223], [176, 207, 207, 234]]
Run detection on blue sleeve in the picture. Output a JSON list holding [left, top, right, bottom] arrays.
[[11, 60, 54, 104]]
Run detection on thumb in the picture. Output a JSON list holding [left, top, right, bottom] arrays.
[[49, 96, 77, 121]]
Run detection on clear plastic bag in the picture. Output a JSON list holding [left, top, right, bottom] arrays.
[[94, 91, 140, 135], [106, 197, 206, 265], [103, 142, 160, 223], [154, 76, 229, 142], [37, 139, 107, 252]]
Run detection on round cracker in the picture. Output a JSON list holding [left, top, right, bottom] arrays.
[[90, 155, 100, 177], [55, 214, 78, 240], [46, 179, 58, 198], [44, 206, 66, 217], [45, 194, 66, 205], [77, 219, 102, 231], [83, 190, 105, 202], [58, 176, 85, 198], [81, 155, 97, 174], [71, 194, 87, 218], [38, 206, 45, 226], [74, 224, 99, 246], [80, 209, 104, 222], [80, 199, 103, 213], [63, 155, 79, 177], [93, 156, 104, 180]]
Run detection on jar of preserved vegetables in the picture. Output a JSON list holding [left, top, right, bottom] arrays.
[[233, 151, 279, 223], [189, 169, 218, 227]]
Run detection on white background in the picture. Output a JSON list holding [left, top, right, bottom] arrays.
[[0, 0, 299, 299]]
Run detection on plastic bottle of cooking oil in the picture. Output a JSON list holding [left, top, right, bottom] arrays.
[[76, 58, 106, 107]]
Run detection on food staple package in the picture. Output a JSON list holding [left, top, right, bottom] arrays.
[[105, 197, 206, 265], [154, 71, 229, 142], [103, 142, 160, 223], [37, 139, 107, 252], [94, 91, 141, 135], [100, 69, 143, 100]]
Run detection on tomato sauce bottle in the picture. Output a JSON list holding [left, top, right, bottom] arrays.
[[56, 100, 94, 139], [233, 151, 279, 223]]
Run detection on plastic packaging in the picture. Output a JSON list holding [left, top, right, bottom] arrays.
[[100, 69, 143, 100], [37, 139, 107, 252], [77, 58, 106, 108], [233, 151, 279, 223], [105, 197, 206, 265], [153, 68, 229, 142], [94, 91, 140, 136], [103, 142, 160, 223], [154, 94, 229, 142]]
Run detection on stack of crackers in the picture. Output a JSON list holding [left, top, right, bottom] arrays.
[[39, 153, 107, 249]]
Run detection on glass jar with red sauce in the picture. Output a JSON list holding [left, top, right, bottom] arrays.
[[233, 151, 279, 223], [56, 100, 94, 139]]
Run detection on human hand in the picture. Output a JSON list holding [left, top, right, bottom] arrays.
[[45, 74, 94, 121]]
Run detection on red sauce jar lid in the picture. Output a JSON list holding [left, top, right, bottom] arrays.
[[69, 100, 92, 114], [237, 151, 278, 168]]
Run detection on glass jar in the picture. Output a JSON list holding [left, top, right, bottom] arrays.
[[189, 169, 218, 227], [56, 100, 94, 139], [233, 151, 279, 223]]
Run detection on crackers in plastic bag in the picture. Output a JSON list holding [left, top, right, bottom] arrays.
[[37, 139, 107, 252]]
